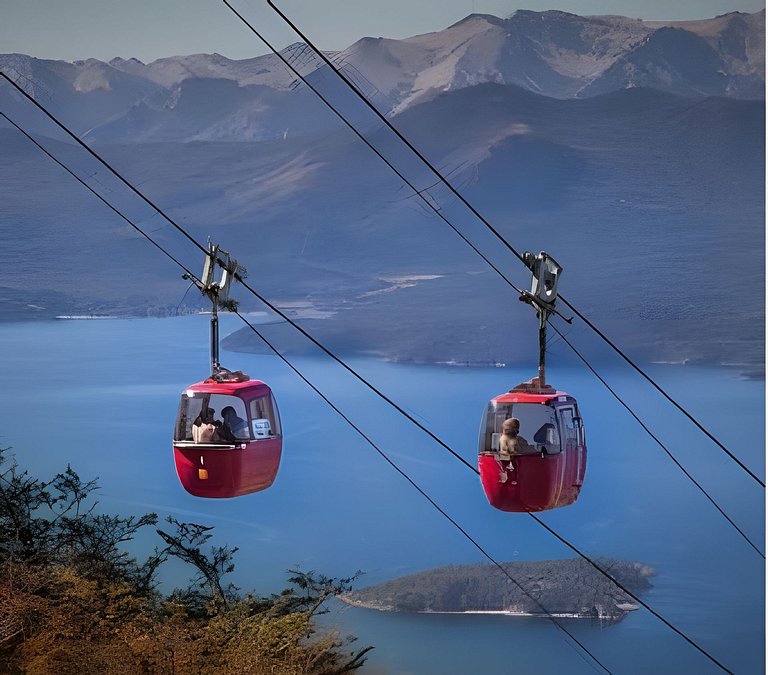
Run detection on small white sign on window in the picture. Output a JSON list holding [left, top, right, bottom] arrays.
[[252, 418, 272, 439]]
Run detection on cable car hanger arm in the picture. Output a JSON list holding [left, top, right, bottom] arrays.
[[183, 242, 246, 377], [519, 291, 573, 325]]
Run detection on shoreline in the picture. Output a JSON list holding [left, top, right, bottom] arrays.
[[0, 316, 763, 380], [419, 609, 627, 620], [340, 598, 638, 621]]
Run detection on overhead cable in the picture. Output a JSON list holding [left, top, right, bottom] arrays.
[[0, 66, 493, 476], [549, 320, 763, 558], [1, 110, 610, 675], [255, 0, 763, 489], [0, 72, 209, 261], [232, 308, 611, 675], [0, 112, 198, 281], [559, 298, 764, 487], [0, 87, 732, 673], [218, 0, 762, 570]]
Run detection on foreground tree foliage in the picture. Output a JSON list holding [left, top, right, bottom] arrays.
[[0, 449, 371, 674]]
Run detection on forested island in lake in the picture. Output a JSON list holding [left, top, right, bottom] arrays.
[[342, 558, 655, 621]]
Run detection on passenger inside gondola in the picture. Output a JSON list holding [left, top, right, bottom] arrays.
[[222, 405, 249, 440], [192, 408, 222, 443], [499, 417, 537, 459], [533, 423, 557, 452]]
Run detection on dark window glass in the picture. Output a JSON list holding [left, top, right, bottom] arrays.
[[174, 393, 249, 443], [478, 402, 559, 454], [249, 393, 281, 439]]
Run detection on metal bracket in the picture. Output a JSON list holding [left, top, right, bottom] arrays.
[[184, 241, 246, 377], [518, 251, 569, 387], [518, 290, 573, 324], [199, 242, 243, 304]]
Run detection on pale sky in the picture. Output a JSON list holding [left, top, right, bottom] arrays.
[[2, 0, 765, 63]]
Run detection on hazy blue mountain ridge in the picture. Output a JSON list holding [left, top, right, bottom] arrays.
[[0, 9, 763, 373], [0, 10, 762, 143]]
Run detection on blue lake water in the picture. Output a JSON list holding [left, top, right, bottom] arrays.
[[0, 315, 763, 674]]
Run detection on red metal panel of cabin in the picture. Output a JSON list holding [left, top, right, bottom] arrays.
[[183, 380, 271, 399], [479, 453, 566, 512], [480, 389, 586, 512], [493, 391, 567, 405], [174, 438, 281, 498]]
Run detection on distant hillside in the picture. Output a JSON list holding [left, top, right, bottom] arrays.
[[343, 557, 655, 621], [0, 10, 762, 142], [0, 79, 763, 373], [0, 9, 763, 375]]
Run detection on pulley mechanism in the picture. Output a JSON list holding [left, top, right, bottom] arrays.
[[184, 241, 246, 378], [518, 251, 569, 389]]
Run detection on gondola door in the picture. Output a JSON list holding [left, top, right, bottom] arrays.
[[553, 401, 587, 506]]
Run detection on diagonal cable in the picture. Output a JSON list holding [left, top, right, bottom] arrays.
[[1, 111, 610, 674], [233, 309, 611, 675], [1, 66, 735, 672], [212, 3, 525, 296], [559, 297, 764, 488], [549, 320, 763, 558], [0, 72, 209, 261], [0, 112, 199, 282], [258, 0, 763, 489], [219, 0, 761, 580], [0, 68, 475, 474]]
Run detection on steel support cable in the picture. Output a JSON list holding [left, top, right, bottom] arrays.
[[0, 66, 476, 474], [2, 61, 735, 672], [0, 72, 210, 261], [231, 309, 611, 675], [549, 321, 764, 559], [0, 115, 609, 674], [528, 514, 736, 673], [558, 298, 765, 488], [257, 0, 524, 266], [261, 307, 728, 673], [213, 2, 525, 297], [232, 274, 476, 473], [3, 90, 731, 675], [219, 0, 761, 574], [0, 112, 199, 283], [255, 0, 763, 489], [240, 267, 736, 671]]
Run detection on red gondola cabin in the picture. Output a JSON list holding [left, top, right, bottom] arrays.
[[478, 379, 586, 512], [173, 373, 282, 498]]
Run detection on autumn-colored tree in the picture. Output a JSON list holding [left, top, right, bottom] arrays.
[[0, 449, 371, 673]]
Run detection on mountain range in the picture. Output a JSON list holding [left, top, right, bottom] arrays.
[[0, 8, 764, 374], [0, 10, 763, 144]]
